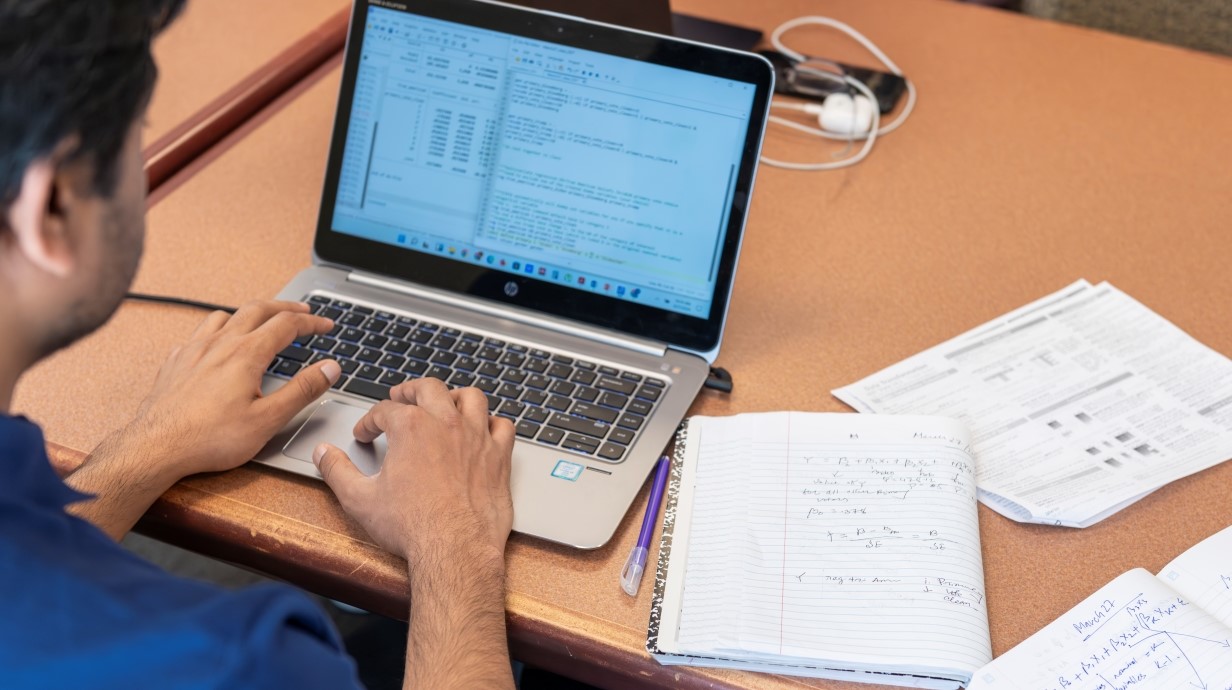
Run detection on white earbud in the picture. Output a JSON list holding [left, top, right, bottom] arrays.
[[818, 93, 875, 136]]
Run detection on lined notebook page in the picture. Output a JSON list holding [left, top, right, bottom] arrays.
[[969, 569, 1232, 690], [1160, 524, 1232, 628], [676, 412, 992, 674]]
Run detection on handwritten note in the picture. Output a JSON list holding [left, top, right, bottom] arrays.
[[969, 570, 1232, 690], [673, 412, 992, 676]]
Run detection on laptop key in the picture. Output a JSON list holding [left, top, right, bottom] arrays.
[[430, 351, 458, 366], [477, 346, 501, 361], [385, 339, 410, 355], [408, 344, 433, 360], [628, 399, 653, 416], [609, 427, 635, 445], [477, 362, 502, 378], [378, 354, 406, 370], [500, 352, 526, 367], [339, 328, 364, 343], [644, 377, 666, 388], [598, 365, 619, 376], [562, 434, 600, 455], [443, 327, 461, 337], [525, 407, 550, 424], [551, 354, 574, 364], [330, 300, 353, 309], [379, 370, 407, 386], [363, 318, 389, 333], [597, 443, 626, 461], [308, 295, 331, 304], [461, 331, 484, 342], [501, 369, 527, 384], [486, 395, 500, 412], [620, 372, 643, 383], [595, 376, 635, 395], [475, 378, 499, 394], [327, 325, 343, 338], [278, 345, 313, 363], [530, 349, 550, 359], [356, 364, 382, 381], [331, 375, 349, 391], [448, 372, 476, 387], [431, 335, 457, 350], [396, 316, 417, 326], [616, 414, 644, 431], [273, 360, 301, 377], [538, 427, 564, 445], [496, 382, 523, 399], [386, 324, 410, 339], [570, 403, 618, 425], [356, 347, 382, 364], [335, 342, 360, 358], [525, 359, 548, 374], [339, 312, 365, 327], [426, 366, 452, 381], [507, 344, 528, 353], [523, 390, 548, 406], [376, 311, 395, 321], [309, 336, 337, 351], [575, 360, 596, 371], [419, 322, 439, 332], [636, 385, 662, 401], [546, 395, 571, 411], [549, 380, 576, 396], [548, 412, 610, 438], [498, 400, 526, 418], [570, 369, 596, 385], [454, 356, 479, 372], [361, 333, 388, 348], [525, 374, 551, 390], [337, 359, 360, 375], [575, 386, 599, 403], [547, 363, 573, 379], [351, 306, 374, 316], [403, 359, 429, 376], [515, 420, 540, 439], [598, 392, 628, 409], [455, 341, 479, 356], [319, 307, 344, 320], [344, 378, 390, 401], [409, 330, 433, 344], [484, 337, 506, 347]]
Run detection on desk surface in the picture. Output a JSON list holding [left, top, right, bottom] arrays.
[[14, 0, 1232, 688], [145, 0, 344, 145]]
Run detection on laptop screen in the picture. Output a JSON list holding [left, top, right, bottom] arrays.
[[316, 0, 772, 353]]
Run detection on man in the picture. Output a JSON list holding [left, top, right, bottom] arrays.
[[0, 2, 516, 687]]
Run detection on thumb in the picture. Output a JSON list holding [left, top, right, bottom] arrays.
[[312, 442, 368, 507], [261, 359, 341, 425]]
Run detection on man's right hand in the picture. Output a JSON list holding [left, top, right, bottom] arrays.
[[311, 378, 515, 568], [312, 378, 517, 690]]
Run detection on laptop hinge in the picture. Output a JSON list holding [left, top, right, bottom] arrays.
[[347, 271, 669, 357]]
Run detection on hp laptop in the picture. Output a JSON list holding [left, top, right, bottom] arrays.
[[254, 0, 773, 549]]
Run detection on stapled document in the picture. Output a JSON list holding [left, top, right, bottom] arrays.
[[834, 280, 1232, 527]]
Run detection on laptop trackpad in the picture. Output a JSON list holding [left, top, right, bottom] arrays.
[[283, 400, 387, 477]]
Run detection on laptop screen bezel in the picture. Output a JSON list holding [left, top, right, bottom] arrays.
[[314, 0, 773, 354]]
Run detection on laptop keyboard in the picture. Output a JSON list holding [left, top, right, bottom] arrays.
[[265, 295, 668, 462]]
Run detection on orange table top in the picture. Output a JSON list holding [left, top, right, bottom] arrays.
[[145, 0, 346, 146], [14, 1, 1232, 688]]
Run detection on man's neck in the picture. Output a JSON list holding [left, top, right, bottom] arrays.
[[0, 316, 35, 414]]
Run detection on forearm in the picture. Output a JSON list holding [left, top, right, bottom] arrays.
[[404, 546, 514, 690], [63, 422, 183, 540]]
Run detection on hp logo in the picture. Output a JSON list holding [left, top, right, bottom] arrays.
[[504, 281, 519, 297]]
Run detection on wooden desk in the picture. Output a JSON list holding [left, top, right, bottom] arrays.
[[144, 0, 347, 186], [14, 0, 1232, 688]]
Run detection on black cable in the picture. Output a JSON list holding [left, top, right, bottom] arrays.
[[704, 366, 733, 394], [125, 292, 237, 314]]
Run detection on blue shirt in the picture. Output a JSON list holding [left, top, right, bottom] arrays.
[[0, 415, 363, 689]]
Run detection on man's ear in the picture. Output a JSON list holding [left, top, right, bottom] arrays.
[[4, 147, 80, 278]]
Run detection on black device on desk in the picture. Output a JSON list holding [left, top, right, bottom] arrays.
[[503, 0, 763, 50], [760, 49, 907, 114]]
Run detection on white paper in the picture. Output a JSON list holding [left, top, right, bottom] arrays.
[[1161, 525, 1232, 629], [834, 281, 1232, 527], [668, 412, 991, 682]]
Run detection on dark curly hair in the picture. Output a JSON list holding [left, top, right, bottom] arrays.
[[0, 0, 186, 216]]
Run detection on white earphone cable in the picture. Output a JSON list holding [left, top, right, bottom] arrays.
[[760, 16, 917, 170]]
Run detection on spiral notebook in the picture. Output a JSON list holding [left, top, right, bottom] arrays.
[[646, 412, 993, 689]]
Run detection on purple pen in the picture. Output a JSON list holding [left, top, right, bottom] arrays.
[[620, 455, 671, 596]]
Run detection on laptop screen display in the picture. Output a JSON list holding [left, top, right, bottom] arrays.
[[316, 0, 772, 353], [329, 6, 756, 319]]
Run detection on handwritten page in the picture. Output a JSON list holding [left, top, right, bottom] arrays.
[[1161, 525, 1232, 629], [673, 412, 992, 677], [833, 280, 1232, 527], [969, 569, 1232, 690]]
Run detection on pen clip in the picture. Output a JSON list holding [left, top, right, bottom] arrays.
[[620, 546, 649, 597]]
